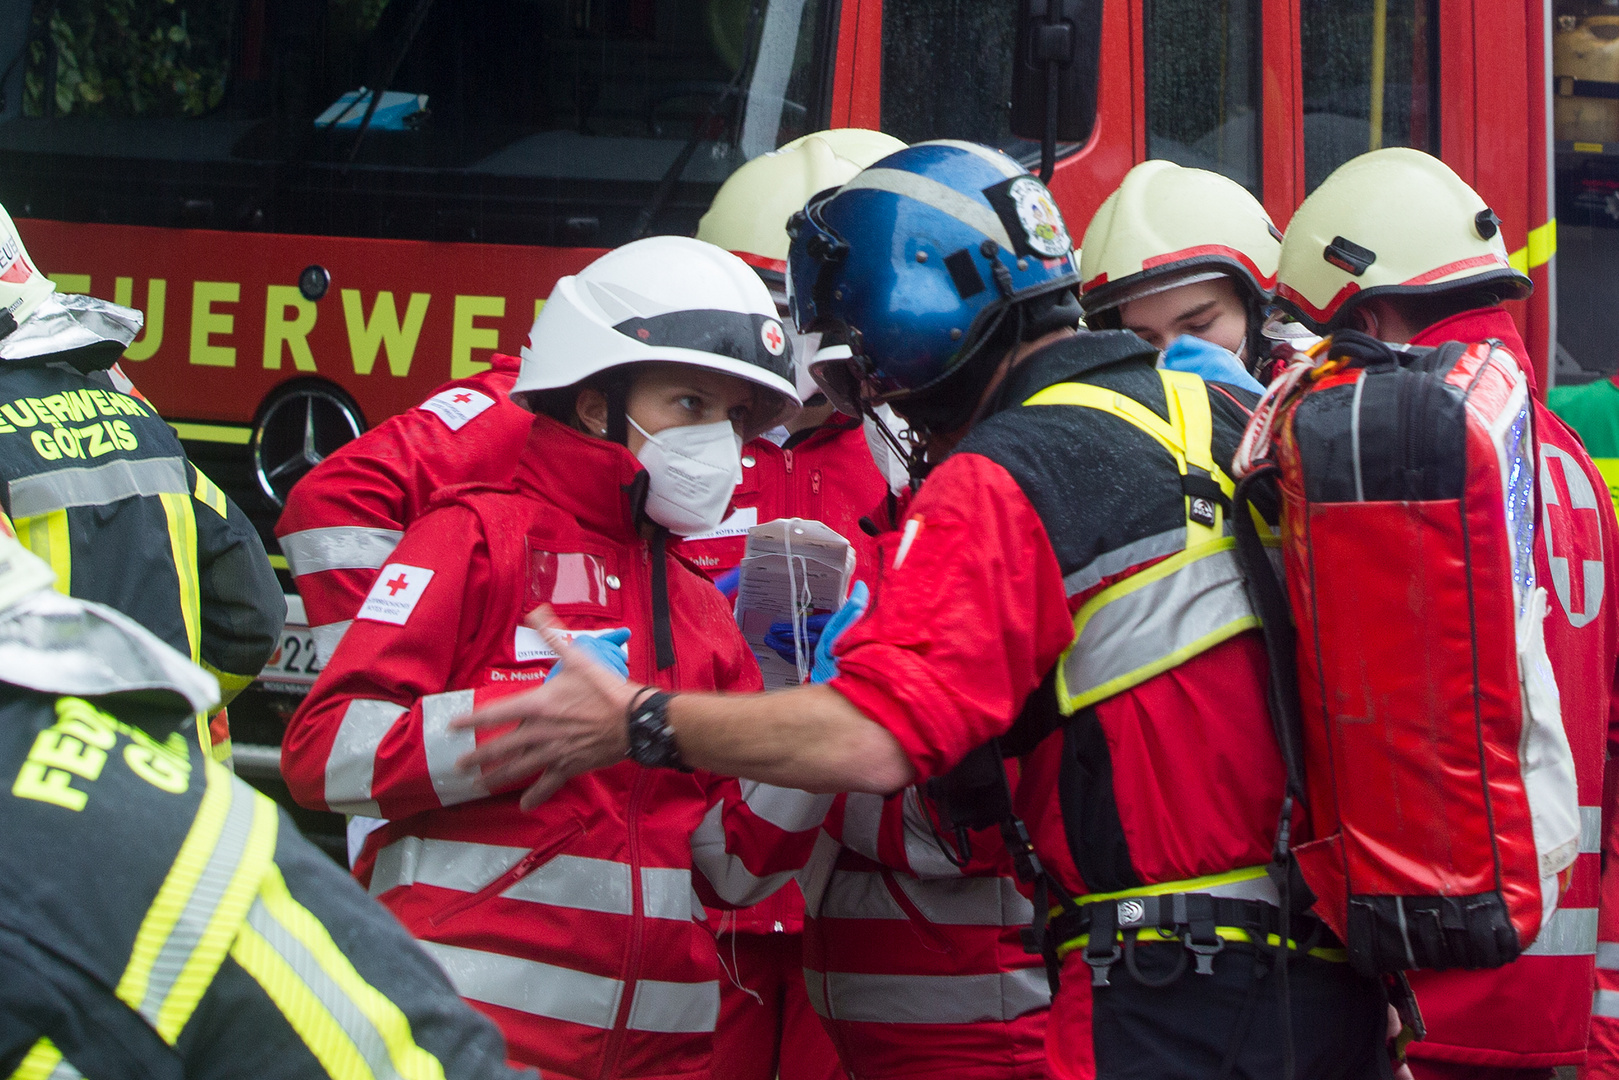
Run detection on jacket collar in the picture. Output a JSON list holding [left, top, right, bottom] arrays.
[[1408, 307, 1534, 392], [986, 329, 1159, 419], [514, 414, 649, 541]]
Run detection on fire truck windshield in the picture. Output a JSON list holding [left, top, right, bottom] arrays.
[[0, 0, 838, 247]]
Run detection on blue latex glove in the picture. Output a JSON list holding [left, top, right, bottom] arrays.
[[551, 627, 631, 681], [713, 567, 741, 601], [765, 612, 834, 665], [1160, 334, 1265, 395], [811, 581, 870, 684]]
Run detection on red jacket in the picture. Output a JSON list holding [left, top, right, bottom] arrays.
[[678, 417, 889, 939], [1401, 310, 1619, 1071], [275, 354, 531, 658], [282, 416, 825, 1080]]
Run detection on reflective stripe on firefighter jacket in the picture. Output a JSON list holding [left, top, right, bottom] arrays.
[[275, 355, 531, 662], [1021, 368, 1258, 715], [0, 361, 282, 760], [282, 415, 827, 1080], [0, 690, 525, 1080], [1399, 309, 1619, 1072]]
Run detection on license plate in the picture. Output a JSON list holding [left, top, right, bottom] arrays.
[[259, 625, 324, 690]]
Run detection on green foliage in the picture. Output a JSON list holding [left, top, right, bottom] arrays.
[[24, 0, 231, 118]]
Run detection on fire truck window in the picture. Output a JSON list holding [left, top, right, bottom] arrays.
[[0, 0, 837, 246], [881, 0, 1028, 155], [1300, 0, 1439, 192], [1143, 0, 1261, 196]]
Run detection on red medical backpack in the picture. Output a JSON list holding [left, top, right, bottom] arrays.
[[1235, 331, 1578, 977]]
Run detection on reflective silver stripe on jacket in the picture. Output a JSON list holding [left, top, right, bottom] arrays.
[[421, 690, 486, 807], [739, 782, 834, 833], [1582, 805, 1602, 854], [1062, 527, 1186, 598], [280, 526, 404, 577], [1596, 988, 1619, 1020], [898, 787, 964, 880], [136, 775, 263, 1024], [841, 793, 884, 862], [1524, 905, 1598, 957], [244, 890, 426, 1074], [422, 941, 719, 1033], [691, 801, 799, 908], [821, 871, 1033, 927], [369, 835, 697, 920], [1598, 941, 1619, 970], [9, 455, 188, 517], [1063, 546, 1256, 707], [325, 699, 406, 815], [805, 968, 1050, 1025], [309, 621, 351, 661]]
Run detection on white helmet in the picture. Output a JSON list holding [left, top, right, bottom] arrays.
[[0, 203, 55, 331], [1275, 147, 1531, 331], [512, 236, 800, 439], [1079, 160, 1280, 323], [697, 129, 909, 276]]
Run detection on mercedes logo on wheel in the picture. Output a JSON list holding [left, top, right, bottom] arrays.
[[253, 383, 364, 507]]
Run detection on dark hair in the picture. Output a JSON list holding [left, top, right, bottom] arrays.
[[529, 369, 632, 430], [1356, 285, 1508, 333]]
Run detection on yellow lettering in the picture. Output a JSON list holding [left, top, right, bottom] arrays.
[[54, 699, 117, 749], [189, 281, 239, 367], [29, 429, 59, 460], [40, 395, 72, 425], [79, 424, 110, 457], [12, 761, 86, 810], [0, 419, 12, 434], [114, 277, 165, 362], [28, 729, 107, 781], [47, 273, 90, 294], [262, 285, 319, 371], [87, 389, 116, 417], [534, 298, 546, 320], [53, 428, 79, 459], [26, 399, 58, 428], [1, 400, 35, 427], [123, 745, 189, 793], [59, 390, 94, 423], [451, 294, 504, 378], [342, 289, 429, 377], [111, 419, 137, 450]]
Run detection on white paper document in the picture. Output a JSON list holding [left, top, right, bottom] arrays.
[[733, 518, 856, 688]]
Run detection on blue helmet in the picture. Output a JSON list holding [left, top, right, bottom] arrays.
[[786, 140, 1080, 415]]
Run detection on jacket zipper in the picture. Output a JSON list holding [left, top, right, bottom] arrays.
[[598, 765, 652, 1079], [599, 543, 655, 1080], [427, 817, 586, 927]]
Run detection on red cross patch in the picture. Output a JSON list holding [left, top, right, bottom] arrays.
[[1541, 445, 1605, 629], [357, 563, 435, 625], [420, 386, 496, 431], [761, 319, 786, 356]]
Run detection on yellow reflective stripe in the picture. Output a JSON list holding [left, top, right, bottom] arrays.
[[1054, 925, 1347, 962], [192, 469, 228, 520], [1024, 381, 1189, 467], [1160, 369, 1217, 476], [16, 510, 71, 595], [114, 759, 233, 1013], [157, 491, 201, 662], [7, 1040, 64, 1080], [1059, 537, 1260, 710], [1072, 864, 1270, 906], [235, 864, 449, 1080], [232, 921, 380, 1080], [201, 661, 256, 707], [153, 781, 277, 1042], [1508, 218, 1557, 274], [169, 421, 252, 445]]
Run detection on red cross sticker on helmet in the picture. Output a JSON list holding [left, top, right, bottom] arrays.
[[761, 318, 786, 356]]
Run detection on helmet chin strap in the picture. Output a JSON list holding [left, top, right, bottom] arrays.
[[606, 380, 630, 445]]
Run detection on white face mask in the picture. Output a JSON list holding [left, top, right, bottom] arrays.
[[628, 416, 744, 536], [862, 403, 913, 496]]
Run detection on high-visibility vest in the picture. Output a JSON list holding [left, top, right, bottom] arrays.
[[1023, 368, 1260, 715]]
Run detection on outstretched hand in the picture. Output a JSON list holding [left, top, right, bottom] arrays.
[[452, 605, 641, 811]]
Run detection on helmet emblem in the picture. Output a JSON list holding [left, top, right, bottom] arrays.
[[1006, 176, 1072, 259], [761, 319, 786, 356]]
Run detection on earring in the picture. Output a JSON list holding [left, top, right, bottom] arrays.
[[600, 428, 608, 435]]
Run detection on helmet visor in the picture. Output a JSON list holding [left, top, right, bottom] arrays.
[[785, 195, 846, 334]]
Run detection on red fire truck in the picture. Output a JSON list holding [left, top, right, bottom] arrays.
[[0, 0, 1587, 814]]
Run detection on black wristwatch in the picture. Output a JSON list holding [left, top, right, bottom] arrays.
[[625, 688, 689, 771]]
